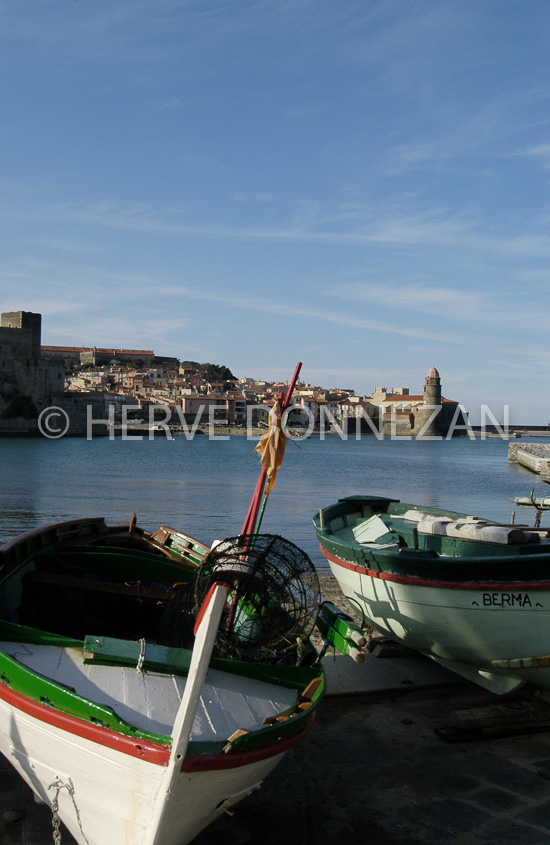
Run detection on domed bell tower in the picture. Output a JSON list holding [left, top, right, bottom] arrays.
[[423, 366, 441, 407]]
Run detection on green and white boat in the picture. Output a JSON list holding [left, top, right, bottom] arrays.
[[0, 517, 326, 845], [314, 494, 550, 697]]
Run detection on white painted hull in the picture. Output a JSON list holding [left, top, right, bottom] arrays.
[[0, 680, 286, 845], [330, 560, 550, 695]]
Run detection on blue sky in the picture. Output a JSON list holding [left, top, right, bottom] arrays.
[[1, 0, 549, 424]]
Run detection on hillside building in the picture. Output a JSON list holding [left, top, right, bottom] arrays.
[[42, 345, 155, 366]]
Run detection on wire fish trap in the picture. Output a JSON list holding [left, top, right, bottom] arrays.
[[160, 534, 320, 665]]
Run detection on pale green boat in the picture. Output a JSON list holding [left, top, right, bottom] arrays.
[[314, 494, 550, 697]]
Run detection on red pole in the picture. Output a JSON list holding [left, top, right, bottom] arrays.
[[281, 361, 302, 413], [240, 362, 302, 536], [240, 469, 267, 536]]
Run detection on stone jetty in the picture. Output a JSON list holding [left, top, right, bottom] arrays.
[[509, 442, 550, 475]]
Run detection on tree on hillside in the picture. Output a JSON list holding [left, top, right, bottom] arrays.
[[180, 361, 237, 382]]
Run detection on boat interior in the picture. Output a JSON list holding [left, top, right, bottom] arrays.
[[317, 495, 550, 557], [0, 520, 326, 751], [0, 637, 302, 743], [0, 542, 194, 645]]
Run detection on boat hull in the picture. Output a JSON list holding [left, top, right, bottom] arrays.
[[0, 686, 289, 845], [315, 495, 550, 695], [327, 553, 550, 692]]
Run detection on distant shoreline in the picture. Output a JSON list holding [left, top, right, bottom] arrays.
[[2, 421, 550, 440]]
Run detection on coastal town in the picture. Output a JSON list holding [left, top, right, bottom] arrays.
[[2, 310, 467, 437], [3, 7, 550, 845]]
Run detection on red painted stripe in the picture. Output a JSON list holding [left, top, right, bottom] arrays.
[[321, 547, 550, 592], [180, 716, 315, 772]]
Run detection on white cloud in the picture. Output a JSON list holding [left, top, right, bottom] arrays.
[[159, 283, 466, 344], [332, 280, 484, 317], [515, 143, 550, 162], [329, 279, 550, 335]]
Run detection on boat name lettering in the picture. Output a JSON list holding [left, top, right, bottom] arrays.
[[482, 592, 532, 607]]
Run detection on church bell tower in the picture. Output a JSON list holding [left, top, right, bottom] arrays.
[[423, 366, 442, 406]]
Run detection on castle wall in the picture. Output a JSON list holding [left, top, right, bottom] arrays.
[[382, 403, 467, 437], [0, 310, 65, 423]]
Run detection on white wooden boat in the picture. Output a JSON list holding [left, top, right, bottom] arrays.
[[0, 517, 325, 844], [314, 494, 550, 697]]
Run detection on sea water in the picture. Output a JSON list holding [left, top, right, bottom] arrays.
[[0, 433, 546, 570]]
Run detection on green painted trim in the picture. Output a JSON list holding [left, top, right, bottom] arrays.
[[0, 649, 170, 745], [315, 615, 356, 657], [0, 619, 81, 648], [319, 601, 364, 642], [226, 706, 315, 754], [84, 635, 192, 675], [84, 635, 323, 692], [33, 546, 194, 584]]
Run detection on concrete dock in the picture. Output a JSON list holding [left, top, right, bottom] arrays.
[[195, 655, 550, 845], [3, 580, 550, 843]]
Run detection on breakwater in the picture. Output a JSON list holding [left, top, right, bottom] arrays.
[[508, 442, 550, 476]]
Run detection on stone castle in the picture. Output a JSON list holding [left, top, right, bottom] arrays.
[[0, 311, 64, 422], [0, 310, 105, 434]]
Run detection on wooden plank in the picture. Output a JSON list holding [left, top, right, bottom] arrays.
[[83, 636, 193, 676], [436, 698, 550, 742], [144, 582, 229, 845]]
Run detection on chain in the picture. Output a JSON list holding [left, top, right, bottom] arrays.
[[137, 638, 147, 672], [50, 783, 62, 845], [48, 779, 90, 845]]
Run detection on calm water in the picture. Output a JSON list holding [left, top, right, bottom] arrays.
[[0, 434, 546, 570]]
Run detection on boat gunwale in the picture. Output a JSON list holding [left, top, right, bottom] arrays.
[[318, 532, 550, 568], [180, 716, 316, 772], [0, 517, 193, 576], [314, 495, 550, 579], [321, 546, 550, 591], [0, 628, 324, 745], [0, 677, 318, 771], [0, 678, 171, 764], [0, 517, 110, 551]]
